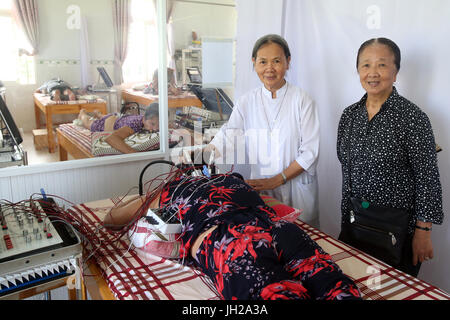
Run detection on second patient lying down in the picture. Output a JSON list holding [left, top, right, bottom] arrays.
[[76, 103, 159, 154]]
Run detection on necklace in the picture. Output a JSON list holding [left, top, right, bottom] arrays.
[[260, 82, 289, 134]]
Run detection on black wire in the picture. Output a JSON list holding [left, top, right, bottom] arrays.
[[138, 160, 176, 196]]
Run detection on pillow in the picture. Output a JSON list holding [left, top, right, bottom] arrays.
[[260, 195, 302, 223], [91, 131, 170, 156], [128, 217, 181, 259]]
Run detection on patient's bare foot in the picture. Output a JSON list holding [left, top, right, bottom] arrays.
[[78, 109, 87, 120], [52, 89, 61, 101], [93, 109, 103, 119], [67, 90, 76, 101]]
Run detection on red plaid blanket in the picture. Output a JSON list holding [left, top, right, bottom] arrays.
[[69, 197, 450, 300]]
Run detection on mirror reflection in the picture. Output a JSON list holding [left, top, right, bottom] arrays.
[[0, 0, 236, 169]]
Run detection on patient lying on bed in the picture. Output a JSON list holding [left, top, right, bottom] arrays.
[[76, 103, 159, 154], [103, 171, 361, 300], [36, 78, 77, 101], [145, 68, 181, 96]]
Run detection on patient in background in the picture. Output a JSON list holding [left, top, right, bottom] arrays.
[[35, 78, 77, 101], [146, 68, 181, 96], [76, 102, 159, 154]]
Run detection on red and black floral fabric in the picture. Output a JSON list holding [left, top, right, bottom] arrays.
[[159, 173, 361, 300]]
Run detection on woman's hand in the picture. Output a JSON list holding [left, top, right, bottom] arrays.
[[412, 223, 434, 266], [245, 175, 284, 191], [245, 161, 305, 191]]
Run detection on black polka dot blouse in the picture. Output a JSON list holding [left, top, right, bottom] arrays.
[[337, 87, 443, 234]]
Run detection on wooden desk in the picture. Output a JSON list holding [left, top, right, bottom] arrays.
[[33, 93, 107, 153], [121, 89, 203, 108]]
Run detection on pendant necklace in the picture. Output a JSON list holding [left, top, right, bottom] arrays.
[[260, 82, 289, 136]]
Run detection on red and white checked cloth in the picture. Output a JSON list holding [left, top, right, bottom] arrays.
[[68, 197, 450, 300]]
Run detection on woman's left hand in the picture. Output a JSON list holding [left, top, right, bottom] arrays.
[[412, 228, 434, 266], [245, 176, 283, 191]]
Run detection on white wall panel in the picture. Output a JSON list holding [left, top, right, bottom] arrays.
[[0, 158, 167, 205]]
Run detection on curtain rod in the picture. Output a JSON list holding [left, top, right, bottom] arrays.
[[175, 0, 235, 8]]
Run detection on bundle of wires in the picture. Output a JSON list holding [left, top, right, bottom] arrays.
[[0, 158, 231, 273]]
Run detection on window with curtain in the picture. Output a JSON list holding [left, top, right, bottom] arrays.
[[0, 0, 35, 84], [122, 0, 159, 83]]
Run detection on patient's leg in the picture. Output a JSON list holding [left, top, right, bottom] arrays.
[[64, 88, 76, 101], [78, 109, 95, 130], [194, 221, 309, 300], [271, 221, 361, 300], [92, 109, 103, 118], [51, 89, 61, 101]]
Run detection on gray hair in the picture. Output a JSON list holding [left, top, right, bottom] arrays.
[[144, 102, 159, 120], [357, 37, 401, 71], [251, 34, 291, 60]]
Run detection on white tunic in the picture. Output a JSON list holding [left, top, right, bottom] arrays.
[[211, 81, 320, 225]]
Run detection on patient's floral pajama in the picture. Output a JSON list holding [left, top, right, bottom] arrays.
[[159, 173, 361, 300]]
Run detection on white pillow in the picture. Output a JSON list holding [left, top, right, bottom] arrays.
[[91, 131, 161, 156], [128, 217, 181, 259]]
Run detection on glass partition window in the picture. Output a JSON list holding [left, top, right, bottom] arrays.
[[0, 0, 236, 173], [168, 0, 237, 160]]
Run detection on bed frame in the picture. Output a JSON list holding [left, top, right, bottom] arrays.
[[70, 197, 450, 301], [56, 127, 93, 161]]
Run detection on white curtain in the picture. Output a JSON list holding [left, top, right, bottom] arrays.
[[79, 16, 92, 89], [12, 0, 39, 55], [235, 0, 450, 292], [234, 0, 284, 99], [112, 0, 131, 85]]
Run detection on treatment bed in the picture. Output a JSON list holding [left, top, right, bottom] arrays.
[[56, 124, 181, 161], [56, 124, 93, 160], [34, 93, 107, 153], [67, 196, 450, 300]]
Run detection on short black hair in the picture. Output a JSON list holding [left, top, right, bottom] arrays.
[[144, 102, 159, 120], [251, 34, 291, 60], [356, 37, 401, 71]]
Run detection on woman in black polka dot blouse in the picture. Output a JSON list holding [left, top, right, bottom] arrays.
[[336, 38, 443, 277]]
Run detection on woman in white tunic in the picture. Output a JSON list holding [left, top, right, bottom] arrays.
[[210, 34, 320, 227]]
